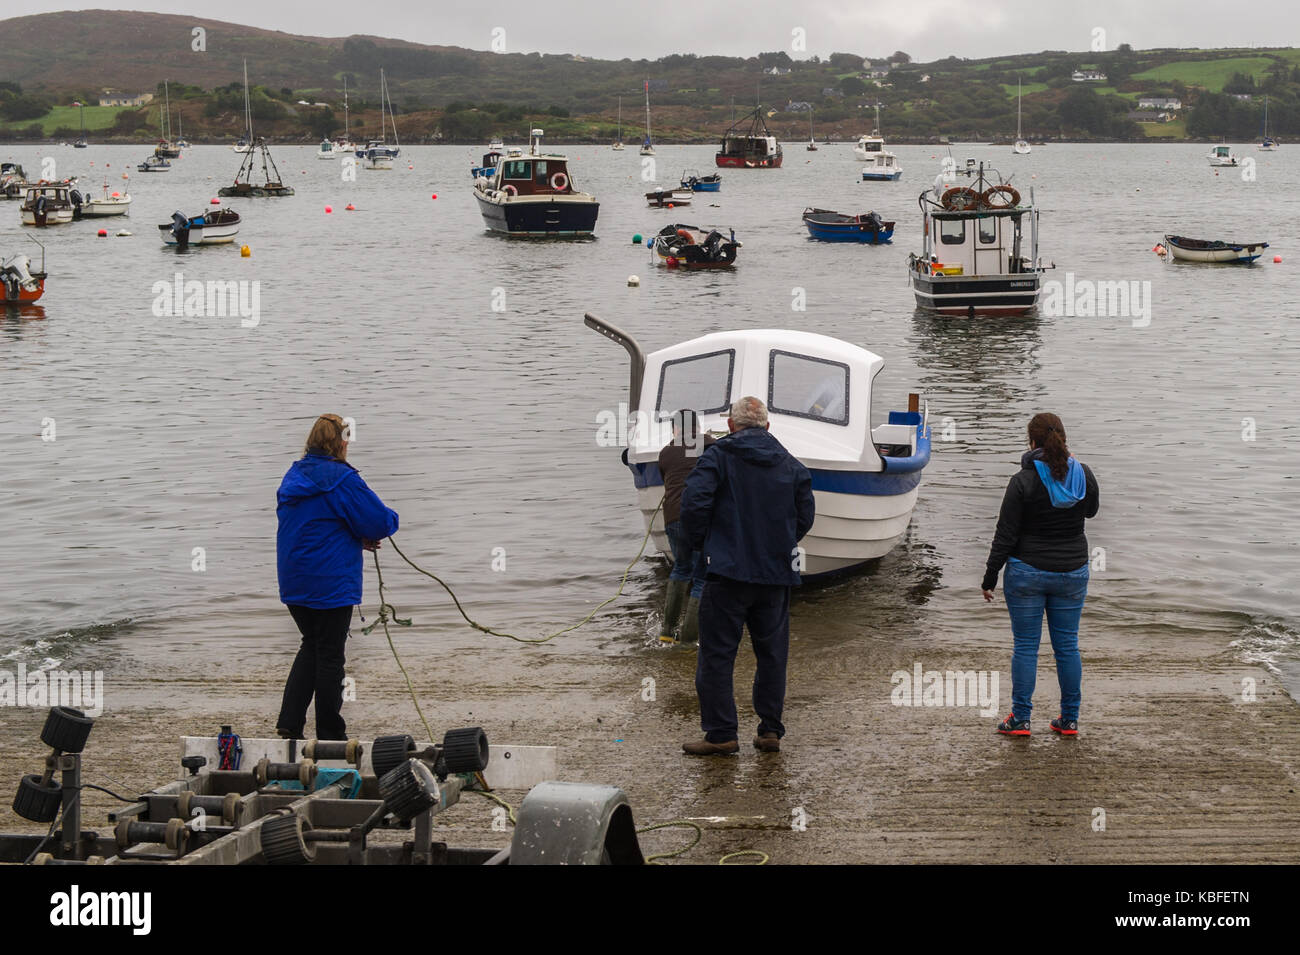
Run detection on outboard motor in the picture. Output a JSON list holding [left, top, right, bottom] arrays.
[[865, 211, 883, 232], [170, 211, 192, 246], [70, 189, 84, 219]]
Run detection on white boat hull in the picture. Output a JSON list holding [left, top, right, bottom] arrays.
[[21, 208, 73, 225], [81, 199, 131, 217]]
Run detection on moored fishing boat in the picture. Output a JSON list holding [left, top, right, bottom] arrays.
[[158, 208, 242, 246], [471, 149, 504, 179], [20, 184, 76, 226], [861, 151, 903, 181], [218, 137, 295, 197], [680, 170, 721, 192], [1207, 144, 1238, 167], [473, 128, 598, 237], [716, 106, 782, 168], [137, 155, 171, 173], [908, 160, 1047, 316], [1162, 234, 1269, 264], [647, 224, 741, 269], [802, 208, 894, 243], [585, 314, 931, 579], [1, 236, 46, 304], [645, 187, 693, 207], [80, 180, 131, 217], [317, 138, 342, 159], [1, 163, 30, 199]]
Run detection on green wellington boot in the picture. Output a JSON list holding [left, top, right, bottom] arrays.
[[659, 579, 689, 644], [678, 595, 702, 643]]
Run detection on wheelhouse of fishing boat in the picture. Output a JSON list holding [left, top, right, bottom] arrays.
[[473, 129, 599, 237], [908, 162, 1045, 316], [585, 315, 931, 579]]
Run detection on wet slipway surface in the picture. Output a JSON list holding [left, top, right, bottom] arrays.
[[2, 143, 1298, 861]]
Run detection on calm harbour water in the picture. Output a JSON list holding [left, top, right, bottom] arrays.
[[2, 141, 1297, 699]]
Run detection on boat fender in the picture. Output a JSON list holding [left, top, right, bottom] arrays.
[[503, 184, 518, 197], [550, 172, 568, 191]]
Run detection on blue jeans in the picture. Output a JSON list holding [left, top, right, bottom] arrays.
[[664, 520, 707, 599], [1003, 557, 1089, 722]]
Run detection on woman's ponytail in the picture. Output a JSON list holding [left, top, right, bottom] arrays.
[[1027, 412, 1070, 480]]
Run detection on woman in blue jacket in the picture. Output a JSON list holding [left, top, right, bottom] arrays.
[[275, 414, 399, 740], [982, 412, 1099, 738]]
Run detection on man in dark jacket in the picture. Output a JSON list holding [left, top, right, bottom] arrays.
[[276, 414, 399, 740], [679, 396, 815, 755]]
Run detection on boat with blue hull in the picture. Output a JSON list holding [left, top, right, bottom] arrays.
[[585, 315, 931, 579], [474, 129, 598, 237], [681, 170, 721, 192], [803, 208, 895, 243]]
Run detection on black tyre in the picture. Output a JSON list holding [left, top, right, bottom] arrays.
[[441, 727, 489, 774], [13, 774, 61, 823], [40, 706, 94, 754], [378, 760, 438, 823], [369, 734, 414, 779], [260, 813, 315, 864]]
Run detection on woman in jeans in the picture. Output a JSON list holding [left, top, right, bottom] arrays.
[[275, 414, 399, 740], [982, 412, 1099, 737]]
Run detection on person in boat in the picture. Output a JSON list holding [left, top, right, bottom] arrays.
[[275, 414, 399, 740], [981, 413, 1099, 739], [678, 396, 815, 756], [657, 409, 715, 644]]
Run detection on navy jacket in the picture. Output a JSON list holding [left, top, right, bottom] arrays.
[[679, 426, 815, 586], [277, 453, 400, 609]]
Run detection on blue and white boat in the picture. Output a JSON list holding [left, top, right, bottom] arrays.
[[585, 315, 931, 579], [681, 169, 721, 192], [471, 149, 505, 179], [862, 151, 903, 181], [802, 207, 895, 243]]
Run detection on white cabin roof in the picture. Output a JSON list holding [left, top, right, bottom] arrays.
[[630, 329, 886, 470]]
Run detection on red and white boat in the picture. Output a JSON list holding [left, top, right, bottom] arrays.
[[2, 236, 47, 304], [715, 106, 783, 168]]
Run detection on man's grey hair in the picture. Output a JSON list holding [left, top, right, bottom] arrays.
[[730, 396, 768, 429]]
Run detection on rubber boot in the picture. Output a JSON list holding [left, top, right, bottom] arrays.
[[679, 595, 702, 643], [659, 579, 689, 643]]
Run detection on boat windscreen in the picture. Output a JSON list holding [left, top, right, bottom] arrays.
[[656, 350, 735, 418], [768, 350, 850, 426]]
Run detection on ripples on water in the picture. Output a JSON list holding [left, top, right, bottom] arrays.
[[1, 142, 1296, 695]]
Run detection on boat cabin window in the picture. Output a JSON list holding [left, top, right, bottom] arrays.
[[503, 160, 532, 180], [768, 350, 850, 426], [656, 349, 735, 418], [939, 219, 966, 245], [533, 161, 548, 184], [978, 217, 998, 244]]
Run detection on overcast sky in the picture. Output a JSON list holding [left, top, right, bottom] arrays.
[[6, 1, 1295, 62]]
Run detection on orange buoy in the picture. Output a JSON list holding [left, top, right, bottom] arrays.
[[345, 203, 355, 211], [210, 197, 220, 204], [667, 202, 674, 209], [97, 229, 107, 237], [1274, 255, 1282, 263]]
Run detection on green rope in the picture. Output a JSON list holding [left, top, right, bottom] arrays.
[[719, 849, 769, 865]]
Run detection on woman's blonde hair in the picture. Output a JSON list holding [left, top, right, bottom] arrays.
[[304, 414, 348, 459]]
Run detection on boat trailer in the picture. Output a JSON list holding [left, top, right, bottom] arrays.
[[4, 707, 644, 865]]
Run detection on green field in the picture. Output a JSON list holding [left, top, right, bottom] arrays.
[[0, 104, 127, 134], [1130, 57, 1276, 91], [1138, 118, 1186, 138]]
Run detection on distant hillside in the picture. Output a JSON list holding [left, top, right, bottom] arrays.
[[1, 10, 1297, 144]]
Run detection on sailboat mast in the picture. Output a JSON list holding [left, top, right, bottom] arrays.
[[1017, 79, 1022, 139], [343, 75, 349, 140], [617, 96, 621, 140], [243, 59, 253, 141], [644, 79, 651, 141]]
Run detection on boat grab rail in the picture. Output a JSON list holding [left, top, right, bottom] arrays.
[[879, 418, 931, 474]]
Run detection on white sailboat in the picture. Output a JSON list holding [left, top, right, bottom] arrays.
[[357, 69, 400, 169], [612, 96, 625, 150], [1013, 79, 1031, 154], [640, 80, 655, 156], [233, 60, 253, 152]]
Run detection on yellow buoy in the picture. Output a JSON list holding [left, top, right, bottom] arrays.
[[240, 245, 251, 257]]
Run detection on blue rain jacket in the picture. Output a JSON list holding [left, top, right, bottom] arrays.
[[680, 426, 815, 586], [277, 453, 399, 608]]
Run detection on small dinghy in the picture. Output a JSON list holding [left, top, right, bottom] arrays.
[[1162, 234, 1269, 264], [802, 207, 895, 243], [646, 187, 693, 207], [647, 224, 741, 269], [1, 236, 46, 304], [680, 170, 721, 192], [80, 180, 131, 218], [585, 314, 931, 579], [159, 208, 242, 247]]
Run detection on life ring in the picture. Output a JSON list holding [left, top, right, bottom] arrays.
[[675, 228, 695, 244], [550, 172, 568, 191], [981, 185, 1020, 209], [940, 186, 980, 211], [502, 184, 518, 196]]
